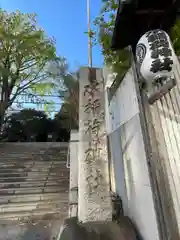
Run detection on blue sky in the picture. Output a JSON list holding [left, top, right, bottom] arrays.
[[1, 0, 103, 71], [1, 0, 104, 116]]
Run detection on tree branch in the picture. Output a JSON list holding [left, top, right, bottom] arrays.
[[15, 62, 46, 92], [10, 74, 48, 105], [20, 58, 37, 72]]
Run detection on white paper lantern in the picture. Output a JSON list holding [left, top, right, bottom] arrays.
[[136, 29, 176, 84]]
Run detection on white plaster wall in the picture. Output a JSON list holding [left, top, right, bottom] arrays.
[[120, 114, 159, 240], [105, 68, 160, 240], [108, 68, 139, 133], [108, 129, 127, 211]]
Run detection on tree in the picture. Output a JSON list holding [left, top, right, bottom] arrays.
[[60, 74, 79, 128], [2, 108, 71, 142], [2, 117, 26, 142], [2, 108, 54, 141], [0, 9, 64, 127], [53, 73, 80, 139], [58, 72, 79, 129], [94, 0, 131, 77], [94, 0, 180, 73], [171, 20, 180, 55], [40, 55, 79, 130], [53, 112, 71, 142], [54, 104, 78, 133]]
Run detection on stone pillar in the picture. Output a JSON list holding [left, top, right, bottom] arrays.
[[78, 67, 112, 222], [69, 130, 79, 218]]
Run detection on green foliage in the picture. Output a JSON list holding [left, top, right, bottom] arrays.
[[171, 20, 180, 55], [1, 108, 70, 142], [55, 102, 78, 131], [95, 0, 180, 74], [43, 58, 79, 129], [0, 9, 65, 125], [94, 0, 131, 76], [3, 109, 50, 141], [58, 73, 79, 129]]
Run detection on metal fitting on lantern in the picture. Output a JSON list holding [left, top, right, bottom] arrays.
[[148, 76, 176, 104], [136, 29, 177, 104]]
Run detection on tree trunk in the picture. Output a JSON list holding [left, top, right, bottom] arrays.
[[0, 102, 6, 132]]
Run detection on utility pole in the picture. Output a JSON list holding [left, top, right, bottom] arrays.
[[87, 0, 92, 69]]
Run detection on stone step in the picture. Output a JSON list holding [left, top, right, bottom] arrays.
[[0, 152, 68, 156], [0, 175, 68, 182], [0, 151, 67, 155], [0, 168, 69, 173], [0, 172, 69, 177], [0, 197, 68, 206], [0, 202, 68, 213], [0, 144, 69, 221], [0, 184, 68, 190], [0, 183, 69, 190], [0, 192, 68, 203], [0, 149, 68, 152], [0, 179, 69, 186], [0, 150, 68, 153], [0, 209, 68, 220], [0, 156, 67, 161], [0, 160, 67, 166], [0, 187, 69, 195]]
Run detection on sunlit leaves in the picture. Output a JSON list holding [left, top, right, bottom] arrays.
[[57, 72, 79, 129], [30, 82, 56, 96], [3, 108, 53, 141], [94, 0, 131, 75], [0, 9, 66, 124], [94, 0, 180, 76], [171, 20, 180, 55]]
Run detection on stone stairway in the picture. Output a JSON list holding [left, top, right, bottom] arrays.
[[0, 142, 69, 240]]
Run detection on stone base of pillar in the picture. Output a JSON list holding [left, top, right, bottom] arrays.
[[58, 217, 139, 240]]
